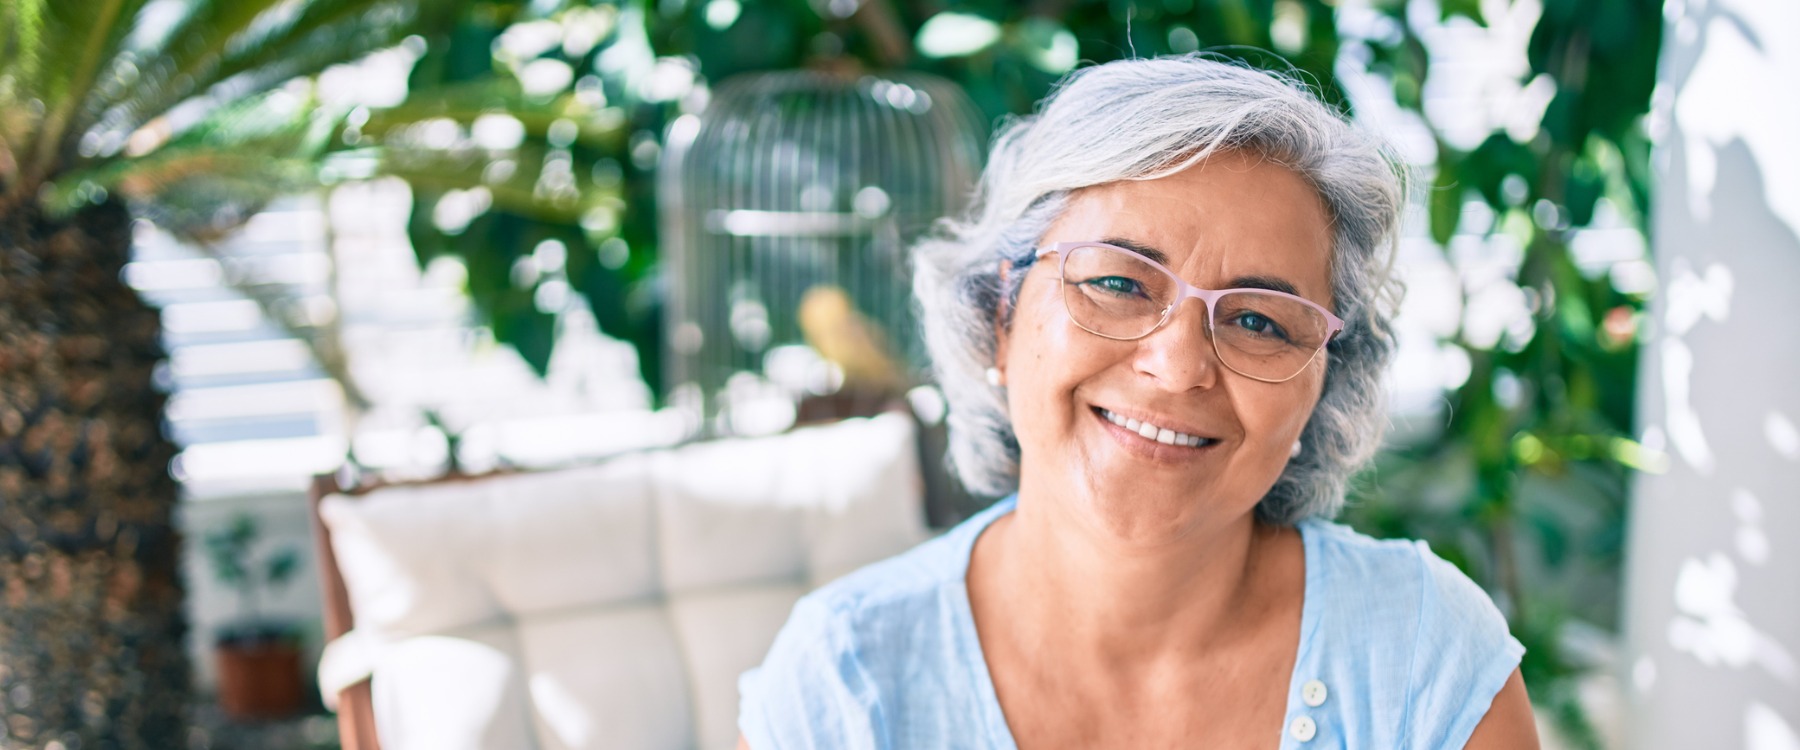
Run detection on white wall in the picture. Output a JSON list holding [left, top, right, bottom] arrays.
[[1625, 1, 1800, 746]]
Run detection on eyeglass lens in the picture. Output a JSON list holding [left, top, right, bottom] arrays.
[[1058, 244, 1331, 381]]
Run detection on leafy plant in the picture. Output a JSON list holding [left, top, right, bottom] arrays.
[[1336, 1, 1662, 746], [204, 514, 303, 646]]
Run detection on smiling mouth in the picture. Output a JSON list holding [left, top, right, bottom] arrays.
[[1094, 407, 1217, 448]]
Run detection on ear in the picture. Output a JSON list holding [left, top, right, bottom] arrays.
[[992, 260, 1014, 372]]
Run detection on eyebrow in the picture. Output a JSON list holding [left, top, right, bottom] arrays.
[[1225, 274, 1303, 297], [1099, 236, 1304, 297], [1101, 236, 1170, 266]]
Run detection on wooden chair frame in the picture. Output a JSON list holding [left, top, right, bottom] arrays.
[[308, 470, 380, 750]]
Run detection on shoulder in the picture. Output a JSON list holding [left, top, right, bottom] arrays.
[[1300, 518, 1526, 748], [1299, 517, 1429, 590], [797, 523, 969, 640], [1301, 518, 1514, 630]]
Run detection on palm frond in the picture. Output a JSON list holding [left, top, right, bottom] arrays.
[[18, 0, 151, 186], [103, 0, 411, 146], [0, 0, 49, 94], [97, 0, 309, 122], [215, 0, 415, 87], [129, 161, 318, 240], [367, 145, 598, 225], [358, 77, 629, 151], [46, 88, 338, 239], [7, 0, 415, 203]]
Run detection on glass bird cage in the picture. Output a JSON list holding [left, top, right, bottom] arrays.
[[660, 70, 986, 435]]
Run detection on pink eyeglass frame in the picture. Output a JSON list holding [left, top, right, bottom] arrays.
[[1034, 241, 1346, 383]]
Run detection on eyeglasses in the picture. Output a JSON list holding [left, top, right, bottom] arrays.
[[1034, 241, 1344, 383]]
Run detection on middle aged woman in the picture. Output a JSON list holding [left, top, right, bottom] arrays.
[[738, 55, 1538, 749]]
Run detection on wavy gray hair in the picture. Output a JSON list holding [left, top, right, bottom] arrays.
[[910, 55, 1405, 525]]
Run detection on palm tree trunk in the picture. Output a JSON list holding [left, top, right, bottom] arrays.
[[0, 199, 190, 747]]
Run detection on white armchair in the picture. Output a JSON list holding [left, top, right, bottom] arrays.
[[309, 413, 931, 749]]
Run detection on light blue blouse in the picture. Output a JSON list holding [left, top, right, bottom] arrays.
[[738, 496, 1525, 749]]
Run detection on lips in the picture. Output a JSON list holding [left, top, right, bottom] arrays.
[[1094, 407, 1217, 448]]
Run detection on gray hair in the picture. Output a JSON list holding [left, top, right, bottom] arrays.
[[910, 55, 1405, 525]]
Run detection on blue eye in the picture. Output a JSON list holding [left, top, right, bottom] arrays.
[[1233, 312, 1289, 340], [1084, 276, 1145, 297]]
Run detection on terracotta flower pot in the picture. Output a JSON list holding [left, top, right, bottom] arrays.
[[215, 633, 305, 721]]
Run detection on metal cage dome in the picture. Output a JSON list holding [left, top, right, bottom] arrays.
[[659, 69, 985, 434]]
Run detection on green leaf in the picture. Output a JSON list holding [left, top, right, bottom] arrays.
[[495, 302, 558, 377], [0, 0, 49, 91], [18, 0, 148, 183], [265, 548, 300, 589], [1439, 0, 1486, 25], [1008, 17, 1078, 75], [676, 0, 810, 81], [109, 0, 411, 141], [1587, 0, 1639, 58], [360, 78, 630, 152], [1564, 151, 1604, 227], [372, 148, 592, 225], [46, 88, 335, 234], [1527, 504, 1569, 567], [1466, 133, 1534, 209], [1430, 153, 1464, 245]]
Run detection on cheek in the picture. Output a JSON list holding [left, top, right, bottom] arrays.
[[1005, 283, 1072, 381], [1003, 288, 1106, 432], [1281, 386, 1327, 445], [1288, 384, 1332, 431], [1239, 374, 1326, 450], [1004, 299, 1063, 414]]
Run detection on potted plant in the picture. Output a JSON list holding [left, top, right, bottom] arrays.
[[204, 513, 305, 721]]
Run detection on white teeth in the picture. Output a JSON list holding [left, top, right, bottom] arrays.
[[1099, 409, 1209, 448]]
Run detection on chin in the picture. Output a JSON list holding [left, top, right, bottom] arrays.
[[1068, 472, 1215, 546]]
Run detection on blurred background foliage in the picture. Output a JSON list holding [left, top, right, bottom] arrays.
[[0, 0, 1661, 745], [371, 0, 1357, 392]]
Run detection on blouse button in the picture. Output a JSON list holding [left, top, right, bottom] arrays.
[[1302, 679, 1328, 707], [1290, 715, 1317, 742]]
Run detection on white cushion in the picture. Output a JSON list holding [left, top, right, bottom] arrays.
[[799, 415, 926, 587], [371, 625, 536, 750], [667, 585, 808, 750], [656, 413, 927, 593], [323, 413, 930, 749], [485, 456, 659, 616], [653, 438, 811, 593], [517, 605, 695, 750], [321, 482, 501, 639]]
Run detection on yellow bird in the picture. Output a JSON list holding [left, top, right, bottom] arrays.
[[797, 284, 906, 397]]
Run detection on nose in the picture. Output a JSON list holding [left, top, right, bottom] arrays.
[[1131, 298, 1221, 391]]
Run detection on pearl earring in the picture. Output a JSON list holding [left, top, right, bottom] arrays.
[[1290, 440, 1303, 457], [985, 367, 1004, 387]]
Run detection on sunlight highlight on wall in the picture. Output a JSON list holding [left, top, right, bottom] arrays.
[[1671, 0, 1800, 240]]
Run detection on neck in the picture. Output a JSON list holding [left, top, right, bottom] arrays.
[[987, 484, 1281, 667]]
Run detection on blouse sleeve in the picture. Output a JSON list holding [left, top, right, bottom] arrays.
[[1403, 542, 1527, 749], [738, 594, 883, 750]]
